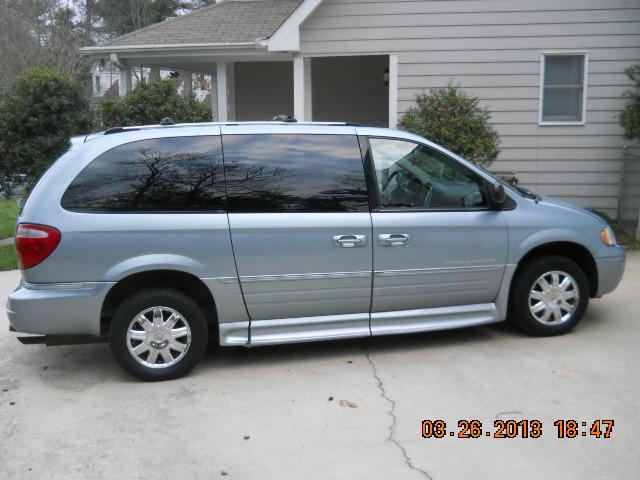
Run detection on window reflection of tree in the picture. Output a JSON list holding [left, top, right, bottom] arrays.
[[317, 170, 369, 212], [222, 134, 370, 213], [224, 159, 297, 212], [64, 145, 225, 211], [225, 158, 368, 212]]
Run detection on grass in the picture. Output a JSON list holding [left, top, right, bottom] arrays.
[[0, 244, 17, 271], [0, 198, 19, 239]]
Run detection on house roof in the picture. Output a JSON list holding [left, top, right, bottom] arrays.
[[96, 0, 304, 49]]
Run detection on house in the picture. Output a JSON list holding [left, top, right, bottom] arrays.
[[90, 60, 119, 98], [88, 59, 213, 102], [79, 0, 640, 221]]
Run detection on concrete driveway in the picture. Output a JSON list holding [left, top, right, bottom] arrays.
[[1, 252, 639, 480]]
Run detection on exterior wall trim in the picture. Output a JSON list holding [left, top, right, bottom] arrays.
[[389, 54, 398, 128], [268, 0, 325, 52], [538, 50, 589, 126]]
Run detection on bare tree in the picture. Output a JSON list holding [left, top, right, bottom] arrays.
[[0, 0, 90, 89]]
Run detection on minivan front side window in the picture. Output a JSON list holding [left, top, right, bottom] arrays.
[[369, 138, 487, 210], [61, 136, 225, 212]]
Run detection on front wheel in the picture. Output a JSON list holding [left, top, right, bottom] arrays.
[[510, 255, 589, 336], [109, 288, 208, 381]]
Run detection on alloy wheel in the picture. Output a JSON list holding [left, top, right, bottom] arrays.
[[125, 306, 191, 369], [528, 270, 579, 325]]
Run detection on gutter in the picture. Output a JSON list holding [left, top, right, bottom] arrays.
[[79, 40, 267, 55]]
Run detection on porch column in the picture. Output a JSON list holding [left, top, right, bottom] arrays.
[[293, 57, 312, 121], [149, 66, 160, 81], [216, 62, 236, 122], [388, 54, 399, 129], [227, 64, 236, 121], [181, 70, 193, 97], [210, 74, 218, 121], [118, 64, 132, 97]]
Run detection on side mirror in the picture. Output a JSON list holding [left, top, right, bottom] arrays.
[[487, 181, 506, 210]]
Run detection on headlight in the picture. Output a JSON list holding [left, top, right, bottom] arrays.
[[600, 225, 617, 246]]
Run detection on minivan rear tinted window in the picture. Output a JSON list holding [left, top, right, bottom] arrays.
[[222, 134, 369, 213], [61, 136, 225, 212]]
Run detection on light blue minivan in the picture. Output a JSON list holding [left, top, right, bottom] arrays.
[[7, 122, 625, 380]]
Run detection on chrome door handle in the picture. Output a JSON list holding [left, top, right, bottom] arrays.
[[378, 233, 411, 247], [333, 234, 367, 248]]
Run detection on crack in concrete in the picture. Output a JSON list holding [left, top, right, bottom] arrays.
[[495, 410, 523, 420], [365, 349, 433, 480]]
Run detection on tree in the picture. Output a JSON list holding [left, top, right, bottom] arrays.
[[0, 0, 90, 90], [620, 64, 640, 141], [97, 78, 211, 127], [0, 68, 91, 197], [399, 85, 501, 168], [0, 0, 208, 90], [93, 0, 196, 38]]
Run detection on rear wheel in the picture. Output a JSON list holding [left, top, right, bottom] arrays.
[[510, 255, 589, 336], [109, 288, 208, 381]]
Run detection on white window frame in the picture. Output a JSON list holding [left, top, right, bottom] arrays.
[[538, 51, 588, 126]]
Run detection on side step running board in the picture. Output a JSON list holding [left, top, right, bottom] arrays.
[[17, 335, 107, 346]]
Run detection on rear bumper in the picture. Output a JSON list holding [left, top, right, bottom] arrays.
[[595, 250, 626, 297], [6, 281, 114, 337]]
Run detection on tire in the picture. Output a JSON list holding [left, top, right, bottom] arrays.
[[109, 288, 208, 381], [509, 255, 589, 336]]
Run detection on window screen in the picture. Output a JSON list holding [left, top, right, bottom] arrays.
[[223, 134, 369, 213], [61, 136, 225, 212], [541, 54, 586, 123]]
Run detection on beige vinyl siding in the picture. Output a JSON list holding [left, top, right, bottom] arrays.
[[312, 55, 389, 127], [300, 0, 640, 218], [234, 62, 294, 121]]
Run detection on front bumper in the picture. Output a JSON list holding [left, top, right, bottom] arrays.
[[595, 249, 626, 297], [6, 281, 114, 337]]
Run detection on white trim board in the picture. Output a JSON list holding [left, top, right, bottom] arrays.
[[268, 0, 324, 52], [389, 54, 399, 129]]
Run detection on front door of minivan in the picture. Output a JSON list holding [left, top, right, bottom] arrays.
[[221, 127, 373, 345], [362, 135, 509, 335]]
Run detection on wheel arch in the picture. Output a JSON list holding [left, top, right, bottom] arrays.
[[511, 241, 598, 298], [100, 269, 218, 336]]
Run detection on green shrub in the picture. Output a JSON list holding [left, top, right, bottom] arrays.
[[98, 79, 211, 128], [399, 85, 501, 168], [620, 64, 640, 141], [0, 68, 91, 196]]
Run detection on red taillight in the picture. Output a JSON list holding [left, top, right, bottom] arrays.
[[15, 224, 61, 269]]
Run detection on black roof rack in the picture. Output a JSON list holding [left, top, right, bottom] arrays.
[[330, 122, 360, 127], [99, 120, 362, 137], [104, 127, 141, 135], [270, 115, 297, 123]]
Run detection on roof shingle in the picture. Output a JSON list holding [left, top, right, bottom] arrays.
[[102, 0, 303, 47]]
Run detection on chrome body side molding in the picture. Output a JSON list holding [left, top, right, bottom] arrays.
[[374, 264, 502, 277], [23, 281, 115, 291], [238, 271, 371, 283]]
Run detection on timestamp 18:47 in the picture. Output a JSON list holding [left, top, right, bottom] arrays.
[[421, 419, 615, 439], [554, 419, 614, 438]]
